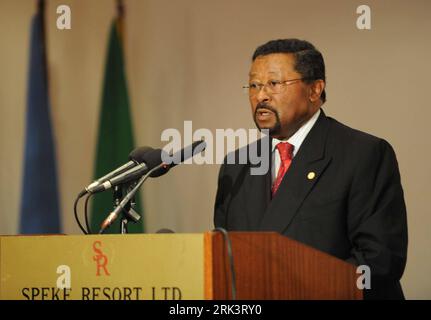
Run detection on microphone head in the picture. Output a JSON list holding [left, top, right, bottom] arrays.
[[176, 140, 206, 163], [129, 146, 154, 163], [162, 140, 207, 166], [142, 148, 164, 169], [149, 149, 171, 177], [149, 140, 207, 178]]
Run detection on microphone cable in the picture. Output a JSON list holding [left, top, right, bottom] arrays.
[[73, 190, 88, 234], [84, 193, 92, 234], [212, 227, 237, 300]]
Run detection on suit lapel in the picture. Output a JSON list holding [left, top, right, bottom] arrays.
[[259, 110, 332, 233], [243, 136, 272, 229]]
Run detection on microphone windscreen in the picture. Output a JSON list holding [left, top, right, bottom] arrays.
[[129, 146, 154, 163], [149, 149, 170, 177], [162, 140, 207, 167], [142, 149, 164, 169], [149, 140, 207, 178], [176, 140, 206, 164]]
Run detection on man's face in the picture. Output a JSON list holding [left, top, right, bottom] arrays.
[[249, 53, 320, 139]]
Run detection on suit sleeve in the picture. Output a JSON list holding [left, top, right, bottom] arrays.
[[346, 139, 408, 283]]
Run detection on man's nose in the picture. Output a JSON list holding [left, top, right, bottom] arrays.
[[255, 86, 271, 103]]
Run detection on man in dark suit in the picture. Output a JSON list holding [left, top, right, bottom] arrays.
[[214, 39, 408, 299]]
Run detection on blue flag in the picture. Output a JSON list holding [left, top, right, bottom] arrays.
[[19, 6, 61, 234]]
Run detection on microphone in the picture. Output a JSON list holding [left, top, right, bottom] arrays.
[[99, 141, 206, 233], [88, 148, 163, 194], [84, 146, 154, 193], [151, 140, 207, 177]]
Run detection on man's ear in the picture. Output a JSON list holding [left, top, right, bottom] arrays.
[[309, 80, 325, 102]]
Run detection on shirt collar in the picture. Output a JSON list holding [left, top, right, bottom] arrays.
[[271, 108, 321, 157]]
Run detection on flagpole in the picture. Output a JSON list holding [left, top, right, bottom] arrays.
[[38, 0, 46, 59], [90, 0, 144, 233], [38, 0, 50, 91], [116, 0, 125, 46]]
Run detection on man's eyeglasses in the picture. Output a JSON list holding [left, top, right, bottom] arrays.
[[243, 78, 309, 96]]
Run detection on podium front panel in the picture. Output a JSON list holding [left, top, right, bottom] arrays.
[[0, 234, 204, 300]]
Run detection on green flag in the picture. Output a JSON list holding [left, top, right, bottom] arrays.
[[90, 20, 144, 234]]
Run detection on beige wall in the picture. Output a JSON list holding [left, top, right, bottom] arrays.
[[0, 0, 430, 299]]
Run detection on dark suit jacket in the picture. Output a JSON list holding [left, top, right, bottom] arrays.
[[214, 110, 408, 300]]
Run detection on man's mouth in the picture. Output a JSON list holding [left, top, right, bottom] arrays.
[[256, 108, 275, 119]]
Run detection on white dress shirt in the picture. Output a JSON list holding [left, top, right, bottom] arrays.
[[271, 109, 321, 184]]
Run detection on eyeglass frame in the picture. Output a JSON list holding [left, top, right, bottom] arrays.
[[243, 77, 313, 95]]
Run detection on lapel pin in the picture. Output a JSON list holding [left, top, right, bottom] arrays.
[[307, 172, 316, 180]]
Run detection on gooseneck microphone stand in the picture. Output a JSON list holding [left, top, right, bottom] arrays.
[[112, 183, 142, 234], [99, 163, 165, 234]]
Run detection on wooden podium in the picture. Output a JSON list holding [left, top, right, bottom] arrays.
[[206, 232, 361, 299], [0, 232, 362, 300]]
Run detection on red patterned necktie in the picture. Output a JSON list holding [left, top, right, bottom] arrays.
[[272, 142, 294, 196]]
